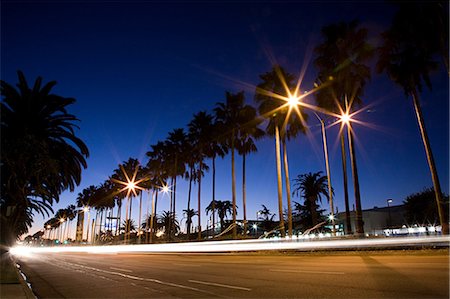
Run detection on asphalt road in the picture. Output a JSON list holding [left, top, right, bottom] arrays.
[[16, 250, 449, 298]]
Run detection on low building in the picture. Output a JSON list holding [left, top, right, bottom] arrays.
[[335, 204, 442, 236]]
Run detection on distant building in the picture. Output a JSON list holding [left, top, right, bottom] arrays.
[[335, 204, 442, 236]]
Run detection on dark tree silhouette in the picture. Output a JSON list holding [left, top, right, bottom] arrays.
[[1, 71, 89, 246], [377, 2, 449, 234]]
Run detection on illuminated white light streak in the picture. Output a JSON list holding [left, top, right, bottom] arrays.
[[10, 236, 449, 256], [188, 280, 251, 291]]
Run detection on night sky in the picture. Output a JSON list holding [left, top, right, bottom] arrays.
[[2, 1, 449, 237]]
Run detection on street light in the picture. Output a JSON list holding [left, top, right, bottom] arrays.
[[59, 218, 65, 241], [340, 101, 364, 237], [387, 199, 393, 233], [314, 113, 336, 236], [83, 206, 91, 243], [111, 166, 146, 245]]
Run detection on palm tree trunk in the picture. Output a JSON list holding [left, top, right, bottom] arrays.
[[282, 139, 293, 238], [145, 190, 151, 243], [412, 89, 448, 235], [310, 197, 318, 226], [242, 153, 247, 236], [320, 118, 336, 236], [138, 192, 143, 242], [187, 167, 193, 239], [169, 177, 174, 240], [116, 202, 121, 237], [124, 196, 130, 243], [347, 123, 364, 236], [99, 210, 104, 241], [197, 163, 202, 240], [340, 132, 352, 235], [75, 211, 84, 242], [212, 156, 216, 237], [86, 211, 90, 242], [129, 197, 133, 241], [150, 191, 158, 243], [231, 129, 237, 239], [275, 125, 286, 237]]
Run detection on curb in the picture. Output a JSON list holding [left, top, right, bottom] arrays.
[[14, 262, 36, 299]]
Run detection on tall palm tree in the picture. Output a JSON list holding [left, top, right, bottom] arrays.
[[255, 65, 307, 237], [111, 158, 143, 241], [236, 107, 264, 235], [377, 2, 449, 235], [165, 128, 188, 239], [1, 71, 89, 245], [204, 120, 228, 236], [188, 111, 213, 239], [214, 91, 253, 238], [314, 20, 373, 236], [292, 171, 331, 228]]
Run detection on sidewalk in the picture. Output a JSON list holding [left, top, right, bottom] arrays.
[[1, 254, 35, 299]]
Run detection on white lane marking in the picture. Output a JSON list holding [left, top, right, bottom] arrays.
[[270, 269, 345, 275], [110, 267, 133, 273], [58, 260, 218, 296], [188, 279, 251, 291]]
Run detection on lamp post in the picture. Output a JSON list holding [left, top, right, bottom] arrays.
[[314, 113, 336, 236], [59, 218, 65, 242], [111, 165, 146, 245], [387, 199, 393, 233], [340, 102, 364, 237], [83, 206, 90, 243]]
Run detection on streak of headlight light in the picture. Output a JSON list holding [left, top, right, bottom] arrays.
[[9, 236, 449, 256]]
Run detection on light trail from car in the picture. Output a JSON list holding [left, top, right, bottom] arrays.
[[10, 235, 449, 257]]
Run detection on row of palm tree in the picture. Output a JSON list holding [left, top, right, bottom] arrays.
[[62, 2, 448, 240], [18, 2, 447, 244]]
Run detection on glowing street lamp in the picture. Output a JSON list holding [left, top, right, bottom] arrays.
[[387, 199, 393, 232], [314, 113, 335, 236], [112, 164, 147, 244]]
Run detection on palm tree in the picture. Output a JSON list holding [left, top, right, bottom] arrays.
[[75, 185, 97, 241], [377, 2, 449, 235], [255, 65, 307, 237], [157, 211, 180, 240], [120, 219, 136, 234], [182, 208, 198, 239], [236, 107, 264, 235], [214, 91, 252, 238], [258, 204, 276, 233], [146, 142, 169, 242], [188, 111, 213, 239], [206, 200, 234, 233], [1, 71, 89, 246], [292, 172, 331, 228], [165, 129, 188, 239], [204, 120, 228, 237], [111, 158, 143, 241], [314, 20, 373, 236]]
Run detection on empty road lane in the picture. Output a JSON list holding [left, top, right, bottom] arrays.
[[15, 250, 449, 298]]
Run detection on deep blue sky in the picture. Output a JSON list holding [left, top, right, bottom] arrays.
[[2, 1, 449, 236]]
